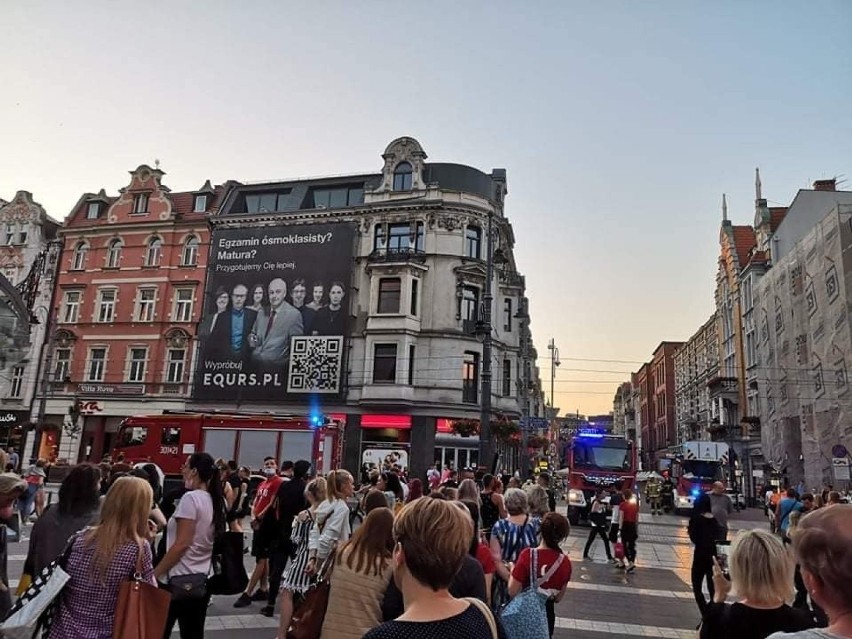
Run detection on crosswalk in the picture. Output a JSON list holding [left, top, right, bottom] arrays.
[[7, 509, 769, 638]]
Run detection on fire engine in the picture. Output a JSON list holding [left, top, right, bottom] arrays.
[[111, 411, 342, 480], [563, 429, 637, 525], [667, 441, 729, 514]]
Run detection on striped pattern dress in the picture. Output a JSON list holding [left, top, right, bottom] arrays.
[[490, 515, 541, 611], [281, 510, 315, 593]]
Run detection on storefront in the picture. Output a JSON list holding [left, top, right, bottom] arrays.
[[0, 410, 30, 454]]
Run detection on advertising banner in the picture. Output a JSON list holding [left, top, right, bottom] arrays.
[[193, 222, 356, 402]]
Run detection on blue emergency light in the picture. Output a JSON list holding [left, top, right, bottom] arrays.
[[577, 428, 605, 438]]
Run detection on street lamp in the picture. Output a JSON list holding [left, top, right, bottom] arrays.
[[514, 300, 531, 479], [547, 339, 560, 471], [476, 212, 496, 473]]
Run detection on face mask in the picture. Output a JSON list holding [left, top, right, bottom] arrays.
[[263, 468, 276, 477]]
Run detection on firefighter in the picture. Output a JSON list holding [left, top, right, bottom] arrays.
[[646, 475, 662, 515]]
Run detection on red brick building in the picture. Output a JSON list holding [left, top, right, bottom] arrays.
[[35, 165, 226, 463], [651, 341, 682, 465]]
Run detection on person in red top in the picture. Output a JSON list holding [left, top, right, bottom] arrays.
[[509, 512, 572, 638], [234, 456, 283, 607], [618, 486, 640, 573]]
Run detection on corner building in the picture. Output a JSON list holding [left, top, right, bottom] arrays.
[[193, 137, 535, 481]]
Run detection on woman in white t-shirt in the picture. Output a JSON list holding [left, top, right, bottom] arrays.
[[154, 452, 226, 638]]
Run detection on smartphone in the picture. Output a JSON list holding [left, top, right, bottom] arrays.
[[716, 541, 731, 578]]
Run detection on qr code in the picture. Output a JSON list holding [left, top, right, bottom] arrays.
[[288, 336, 344, 394]]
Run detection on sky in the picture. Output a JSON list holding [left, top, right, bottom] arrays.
[[2, 1, 850, 415]]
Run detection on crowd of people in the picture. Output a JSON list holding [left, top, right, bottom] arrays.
[[0, 447, 850, 639]]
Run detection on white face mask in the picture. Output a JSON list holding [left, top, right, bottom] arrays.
[[263, 468, 277, 477]]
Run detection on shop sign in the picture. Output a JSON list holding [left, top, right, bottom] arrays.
[[832, 457, 850, 481], [0, 411, 20, 424], [362, 448, 409, 472], [79, 400, 104, 415], [77, 383, 145, 396]]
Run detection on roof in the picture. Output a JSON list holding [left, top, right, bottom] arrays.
[[769, 207, 787, 232], [731, 225, 756, 267]]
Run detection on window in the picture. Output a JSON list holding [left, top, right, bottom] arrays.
[[9, 366, 24, 398], [166, 348, 186, 383], [3, 266, 17, 282], [462, 351, 480, 403], [408, 345, 415, 385], [162, 427, 180, 445], [71, 241, 88, 270], [132, 193, 149, 214], [465, 226, 482, 259], [373, 222, 425, 253], [105, 239, 122, 268], [503, 298, 512, 331], [311, 187, 364, 209], [87, 347, 107, 382], [181, 236, 199, 266], [393, 162, 413, 191], [462, 286, 479, 322], [502, 359, 512, 396], [86, 202, 101, 219], [193, 194, 208, 213], [4, 225, 13, 245], [17, 228, 27, 245], [377, 278, 402, 314], [145, 237, 162, 267], [127, 347, 147, 382], [173, 289, 194, 322], [135, 287, 157, 322], [119, 426, 147, 447], [245, 191, 291, 213], [373, 344, 398, 383], [97, 289, 117, 322], [410, 279, 419, 316], [53, 348, 71, 382], [62, 291, 81, 323]]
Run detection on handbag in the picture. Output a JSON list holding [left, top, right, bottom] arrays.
[[208, 531, 249, 596], [614, 541, 625, 560], [1, 534, 76, 639], [113, 544, 171, 639], [168, 573, 208, 601], [500, 549, 564, 639], [287, 549, 336, 639]]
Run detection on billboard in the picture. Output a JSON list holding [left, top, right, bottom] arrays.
[[193, 222, 356, 402]]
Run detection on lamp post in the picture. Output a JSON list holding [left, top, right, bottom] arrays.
[[515, 300, 531, 479], [547, 338, 560, 469], [477, 212, 496, 472]]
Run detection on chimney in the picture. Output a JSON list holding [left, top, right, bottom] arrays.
[[813, 178, 836, 192]]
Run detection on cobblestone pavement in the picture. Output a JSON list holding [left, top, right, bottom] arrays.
[[6, 504, 769, 638]]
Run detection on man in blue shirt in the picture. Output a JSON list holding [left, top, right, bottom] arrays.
[[228, 284, 257, 361], [775, 487, 803, 542]]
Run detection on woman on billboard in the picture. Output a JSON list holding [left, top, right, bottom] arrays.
[[311, 282, 346, 335]]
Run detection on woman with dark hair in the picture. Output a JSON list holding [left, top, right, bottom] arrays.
[[508, 512, 573, 638], [688, 494, 719, 616], [25, 464, 102, 575], [405, 478, 423, 503], [462, 500, 495, 604], [154, 452, 225, 638], [377, 471, 404, 509], [248, 283, 267, 312], [311, 281, 345, 335], [321, 508, 395, 638]]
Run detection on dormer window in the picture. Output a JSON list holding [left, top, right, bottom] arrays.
[[193, 194, 208, 213], [393, 162, 413, 191], [133, 193, 149, 214], [86, 202, 101, 219]]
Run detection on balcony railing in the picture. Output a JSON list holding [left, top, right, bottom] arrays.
[[367, 247, 427, 264]]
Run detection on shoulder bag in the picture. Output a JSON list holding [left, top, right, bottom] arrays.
[[287, 510, 337, 639], [500, 549, 565, 639], [113, 544, 171, 639], [464, 596, 499, 639], [208, 531, 249, 596]]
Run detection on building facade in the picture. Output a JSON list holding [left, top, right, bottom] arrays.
[[0, 191, 60, 451], [651, 341, 682, 463], [30, 166, 223, 463], [674, 313, 718, 445]]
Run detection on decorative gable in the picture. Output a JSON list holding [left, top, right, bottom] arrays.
[[106, 164, 174, 224], [377, 137, 428, 192]]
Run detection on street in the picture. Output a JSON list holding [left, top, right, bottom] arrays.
[[5, 504, 768, 639]]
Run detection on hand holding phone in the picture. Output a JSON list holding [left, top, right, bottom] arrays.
[[715, 541, 731, 578]]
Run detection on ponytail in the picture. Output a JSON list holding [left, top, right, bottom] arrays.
[[326, 470, 352, 502], [189, 452, 226, 534]]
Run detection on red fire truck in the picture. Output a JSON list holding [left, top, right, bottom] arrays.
[[111, 411, 342, 479], [563, 429, 637, 525]]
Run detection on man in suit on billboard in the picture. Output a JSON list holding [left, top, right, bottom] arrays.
[[250, 278, 304, 365]]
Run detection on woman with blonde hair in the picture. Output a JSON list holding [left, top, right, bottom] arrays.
[[321, 507, 395, 638], [527, 485, 550, 518], [276, 477, 326, 639], [768, 505, 852, 639], [47, 477, 156, 639], [700, 529, 813, 638], [458, 478, 480, 505], [305, 469, 354, 578]]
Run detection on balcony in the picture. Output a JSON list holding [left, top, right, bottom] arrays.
[[707, 375, 738, 400], [367, 247, 426, 264]]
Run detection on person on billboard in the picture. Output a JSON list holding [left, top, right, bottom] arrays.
[[248, 283, 267, 313], [311, 281, 346, 335], [289, 278, 316, 334], [198, 287, 231, 359], [306, 281, 325, 311], [249, 278, 304, 364], [225, 284, 257, 360]]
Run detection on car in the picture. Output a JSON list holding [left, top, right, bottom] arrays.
[[725, 488, 746, 509]]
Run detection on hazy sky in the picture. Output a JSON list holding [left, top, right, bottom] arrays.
[[2, 2, 850, 415]]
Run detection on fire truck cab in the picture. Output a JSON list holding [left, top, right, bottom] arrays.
[[112, 411, 341, 481], [669, 441, 729, 515]]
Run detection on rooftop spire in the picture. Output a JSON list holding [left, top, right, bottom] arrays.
[[722, 193, 728, 222], [755, 167, 762, 201]]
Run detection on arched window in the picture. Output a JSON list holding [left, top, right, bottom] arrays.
[[181, 236, 199, 267], [145, 237, 163, 267], [106, 238, 122, 268], [392, 162, 413, 191], [72, 241, 88, 270]]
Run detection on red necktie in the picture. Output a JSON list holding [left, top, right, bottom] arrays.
[[265, 309, 276, 335]]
